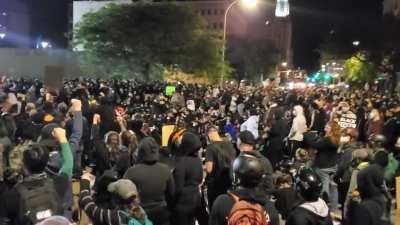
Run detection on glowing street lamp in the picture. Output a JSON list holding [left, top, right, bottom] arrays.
[[241, 0, 258, 9], [0, 33, 5, 39], [352, 41, 360, 46], [41, 41, 50, 49], [281, 62, 288, 67], [220, 0, 258, 86]]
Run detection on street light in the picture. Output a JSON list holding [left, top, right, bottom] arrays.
[[352, 41, 360, 46], [0, 33, 5, 39], [281, 62, 288, 67], [241, 0, 257, 9], [41, 41, 50, 49], [220, 0, 257, 86]]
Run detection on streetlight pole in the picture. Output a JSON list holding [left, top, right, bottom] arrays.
[[221, 0, 239, 87]]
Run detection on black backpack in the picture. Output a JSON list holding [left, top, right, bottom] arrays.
[[16, 178, 63, 225]]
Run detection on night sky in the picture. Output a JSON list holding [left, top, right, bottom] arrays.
[[24, 0, 384, 71]]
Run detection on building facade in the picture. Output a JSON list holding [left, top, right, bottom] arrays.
[[0, 0, 30, 48], [73, 0, 292, 66]]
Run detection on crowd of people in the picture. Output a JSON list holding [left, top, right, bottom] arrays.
[[0, 77, 398, 225]]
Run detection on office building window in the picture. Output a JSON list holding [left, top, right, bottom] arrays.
[[219, 22, 224, 29], [201, 10, 206, 15], [208, 9, 211, 15], [214, 9, 218, 15], [213, 23, 218, 29]]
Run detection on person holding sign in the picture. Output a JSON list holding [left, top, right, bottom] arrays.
[[365, 108, 383, 140]]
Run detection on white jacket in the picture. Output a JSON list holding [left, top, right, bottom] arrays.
[[289, 105, 308, 141], [241, 115, 259, 139]]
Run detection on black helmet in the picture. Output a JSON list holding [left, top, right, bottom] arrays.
[[369, 134, 387, 148], [233, 153, 264, 188], [295, 167, 322, 202]]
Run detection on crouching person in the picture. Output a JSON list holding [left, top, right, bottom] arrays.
[[79, 173, 153, 225]]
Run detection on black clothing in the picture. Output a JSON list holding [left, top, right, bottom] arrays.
[[271, 187, 298, 220], [263, 118, 289, 169], [358, 164, 385, 199], [382, 115, 400, 152], [209, 188, 279, 225], [310, 108, 327, 135], [172, 156, 203, 213], [335, 142, 363, 205], [205, 141, 236, 207], [312, 137, 338, 169], [346, 164, 390, 225], [94, 141, 131, 177], [79, 179, 143, 225], [242, 151, 275, 194], [0, 174, 68, 225], [97, 103, 118, 137], [92, 126, 131, 177], [346, 196, 387, 225], [124, 162, 174, 225], [286, 204, 333, 225]]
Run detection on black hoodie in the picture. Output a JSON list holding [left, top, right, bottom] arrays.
[[346, 164, 389, 225], [209, 188, 280, 225], [286, 198, 333, 225], [172, 132, 203, 213], [123, 137, 175, 222]]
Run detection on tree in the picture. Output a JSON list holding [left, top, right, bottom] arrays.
[[74, 3, 227, 80], [228, 38, 279, 81], [381, 15, 400, 92], [319, 15, 400, 92], [344, 52, 377, 86]]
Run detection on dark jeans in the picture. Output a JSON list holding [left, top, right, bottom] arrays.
[[146, 206, 170, 225], [172, 212, 195, 225]]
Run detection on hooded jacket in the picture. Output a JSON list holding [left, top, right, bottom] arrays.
[[93, 128, 130, 177], [137, 137, 159, 163], [289, 105, 308, 142], [123, 137, 175, 223], [209, 188, 280, 225], [173, 132, 203, 213], [346, 164, 389, 225], [285, 198, 333, 225], [240, 115, 260, 139]]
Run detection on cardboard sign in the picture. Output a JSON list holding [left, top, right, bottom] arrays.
[[162, 125, 176, 147], [338, 113, 357, 129], [165, 86, 176, 96]]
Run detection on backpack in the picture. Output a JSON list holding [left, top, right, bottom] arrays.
[[16, 178, 63, 225], [227, 193, 269, 225]]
